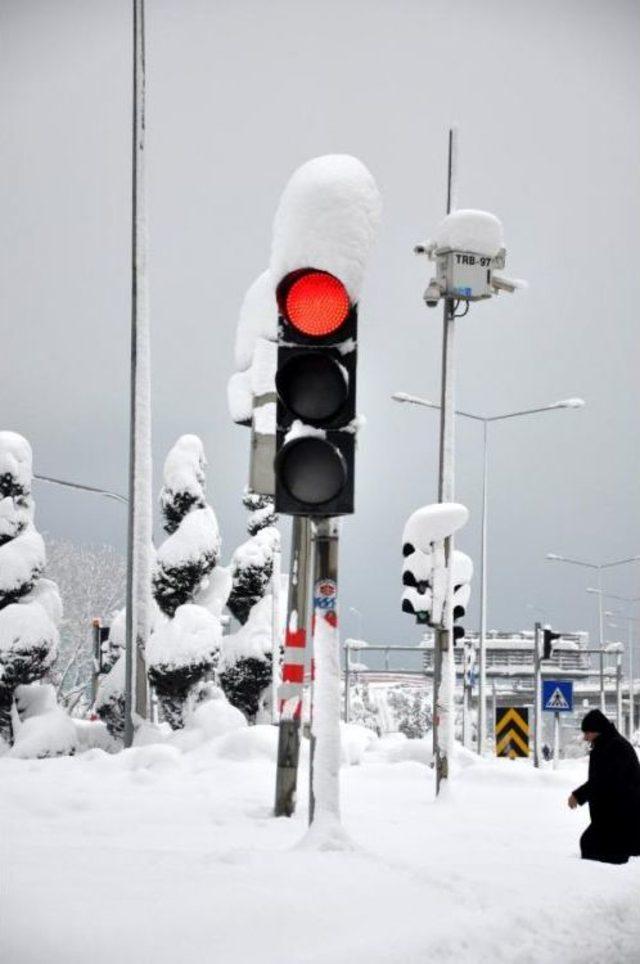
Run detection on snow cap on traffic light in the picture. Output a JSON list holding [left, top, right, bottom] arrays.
[[270, 154, 382, 305]]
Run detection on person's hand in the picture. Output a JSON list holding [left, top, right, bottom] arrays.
[[568, 794, 578, 810]]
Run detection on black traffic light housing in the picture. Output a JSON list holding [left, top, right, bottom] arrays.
[[542, 628, 561, 660], [452, 588, 466, 644], [274, 268, 357, 516]]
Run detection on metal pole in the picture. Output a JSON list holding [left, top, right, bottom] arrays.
[[433, 126, 458, 796], [552, 711, 560, 770], [491, 679, 497, 748], [616, 652, 623, 731], [533, 621, 541, 768], [91, 618, 101, 706], [344, 641, 350, 722], [599, 651, 605, 713], [477, 420, 488, 755], [124, 0, 150, 746], [629, 620, 635, 738], [308, 518, 340, 827], [274, 516, 311, 817], [270, 543, 282, 724]]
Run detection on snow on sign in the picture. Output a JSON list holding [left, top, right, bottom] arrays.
[[542, 680, 573, 713]]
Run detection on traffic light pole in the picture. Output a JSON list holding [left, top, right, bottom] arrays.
[[433, 127, 458, 796], [533, 621, 542, 768], [274, 515, 312, 817], [308, 518, 340, 826]]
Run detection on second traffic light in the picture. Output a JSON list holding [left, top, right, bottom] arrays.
[[274, 268, 357, 516]]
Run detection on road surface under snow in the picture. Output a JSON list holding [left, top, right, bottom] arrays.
[[1, 725, 639, 963]]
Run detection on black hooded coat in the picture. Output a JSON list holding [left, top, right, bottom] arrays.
[[573, 710, 640, 864]]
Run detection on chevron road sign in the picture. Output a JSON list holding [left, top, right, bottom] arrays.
[[542, 680, 573, 713], [495, 707, 530, 758]]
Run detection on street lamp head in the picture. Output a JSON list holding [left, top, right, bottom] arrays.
[[553, 397, 586, 409], [391, 392, 437, 408], [546, 553, 563, 561], [586, 587, 600, 595]]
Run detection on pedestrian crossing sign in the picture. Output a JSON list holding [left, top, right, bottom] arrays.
[[542, 680, 573, 713]]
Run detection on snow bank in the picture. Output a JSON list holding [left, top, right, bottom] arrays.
[[340, 722, 377, 765], [434, 208, 504, 256], [10, 683, 77, 758], [216, 723, 278, 761], [270, 154, 381, 301], [147, 604, 221, 669]]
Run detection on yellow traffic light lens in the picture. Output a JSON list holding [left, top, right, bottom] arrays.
[[285, 271, 350, 337]]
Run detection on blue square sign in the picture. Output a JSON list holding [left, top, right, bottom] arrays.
[[542, 680, 573, 713]]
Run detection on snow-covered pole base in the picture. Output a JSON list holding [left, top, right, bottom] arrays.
[[299, 518, 353, 851]]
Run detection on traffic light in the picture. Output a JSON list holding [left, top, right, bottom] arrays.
[[542, 628, 561, 660], [274, 268, 357, 516], [451, 551, 473, 644], [401, 503, 469, 627]]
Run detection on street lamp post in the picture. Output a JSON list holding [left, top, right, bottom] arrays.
[[588, 589, 639, 737], [392, 393, 584, 753], [546, 555, 640, 714]]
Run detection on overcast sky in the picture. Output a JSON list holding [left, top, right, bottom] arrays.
[[1, 0, 639, 658]]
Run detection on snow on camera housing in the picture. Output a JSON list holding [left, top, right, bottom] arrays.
[[274, 268, 358, 517]]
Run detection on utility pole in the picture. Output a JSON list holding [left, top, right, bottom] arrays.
[[533, 622, 542, 768], [274, 516, 312, 817], [616, 650, 623, 731], [433, 126, 458, 795], [552, 711, 560, 770], [124, 0, 151, 746]]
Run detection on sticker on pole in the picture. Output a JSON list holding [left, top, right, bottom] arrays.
[[542, 680, 573, 713], [314, 579, 337, 612]]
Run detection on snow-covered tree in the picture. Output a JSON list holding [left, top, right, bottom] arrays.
[[226, 490, 278, 625], [148, 436, 227, 729], [218, 595, 273, 722], [220, 490, 279, 722], [0, 433, 61, 746], [46, 539, 126, 713]]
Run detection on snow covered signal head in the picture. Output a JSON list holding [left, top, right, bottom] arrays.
[[277, 269, 351, 338], [274, 267, 358, 517]]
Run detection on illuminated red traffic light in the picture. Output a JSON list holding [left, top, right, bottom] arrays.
[[284, 271, 350, 337]]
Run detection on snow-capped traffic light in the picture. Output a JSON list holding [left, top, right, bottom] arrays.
[[274, 268, 357, 516], [542, 628, 561, 660], [401, 503, 469, 627]]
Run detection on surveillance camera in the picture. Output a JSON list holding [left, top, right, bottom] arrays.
[[423, 280, 442, 308]]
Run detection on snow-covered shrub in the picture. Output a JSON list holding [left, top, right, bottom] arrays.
[[0, 433, 61, 745], [149, 436, 226, 728], [11, 682, 77, 758], [349, 680, 381, 734], [226, 490, 278, 626], [94, 651, 126, 740], [147, 604, 222, 729], [219, 595, 273, 722], [387, 686, 432, 739]]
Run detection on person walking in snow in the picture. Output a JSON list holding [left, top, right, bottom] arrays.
[[568, 709, 640, 864]]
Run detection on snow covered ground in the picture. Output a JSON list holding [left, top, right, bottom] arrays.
[[1, 723, 639, 964]]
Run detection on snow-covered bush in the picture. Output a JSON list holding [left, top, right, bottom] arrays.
[[349, 681, 381, 734], [147, 605, 222, 729], [11, 682, 77, 758], [226, 490, 278, 626], [0, 433, 61, 746], [149, 436, 226, 729], [219, 595, 273, 722], [94, 651, 125, 740], [387, 686, 432, 739]]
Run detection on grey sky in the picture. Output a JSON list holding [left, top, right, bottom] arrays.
[[1, 0, 639, 655]]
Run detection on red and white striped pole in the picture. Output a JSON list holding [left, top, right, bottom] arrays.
[[274, 516, 312, 816]]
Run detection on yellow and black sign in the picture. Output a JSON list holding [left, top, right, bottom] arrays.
[[495, 707, 530, 758]]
